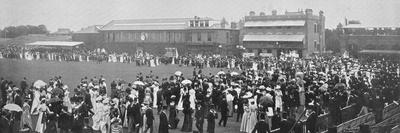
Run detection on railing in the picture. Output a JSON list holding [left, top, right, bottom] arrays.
[[337, 113, 375, 133], [382, 102, 400, 120], [316, 104, 358, 132]]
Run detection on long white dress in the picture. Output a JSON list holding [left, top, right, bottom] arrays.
[[152, 86, 159, 108], [246, 104, 258, 133], [240, 105, 250, 132], [189, 89, 196, 109], [31, 90, 41, 114], [34, 104, 49, 133], [275, 89, 283, 110], [176, 89, 184, 111]]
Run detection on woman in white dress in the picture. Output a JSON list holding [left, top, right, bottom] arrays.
[[240, 103, 250, 132], [275, 85, 283, 111], [34, 98, 53, 133], [246, 98, 258, 133], [189, 88, 196, 110], [152, 84, 159, 108]]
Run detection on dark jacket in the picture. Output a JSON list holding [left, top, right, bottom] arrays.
[[159, 111, 169, 133], [252, 120, 270, 133]]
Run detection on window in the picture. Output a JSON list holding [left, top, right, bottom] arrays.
[[197, 33, 201, 41], [314, 23, 318, 33], [314, 41, 319, 50], [267, 49, 272, 53], [195, 21, 199, 27], [112, 32, 115, 42], [205, 21, 209, 27], [190, 21, 194, 27], [226, 32, 229, 41], [200, 21, 204, 27], [207, 32, 212, 41]]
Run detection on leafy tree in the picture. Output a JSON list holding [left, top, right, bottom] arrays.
[[0, 25, 49, 38]]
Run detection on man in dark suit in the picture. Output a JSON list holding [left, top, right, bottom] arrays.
[[306, 108, 317, 133], [128, 98, 141, 133], [20, 77, 28, 94], [158, 106, 169, 133], [218, 97, 229, 127], [252, 114, 270, 133], [144, 103, 154, 133]]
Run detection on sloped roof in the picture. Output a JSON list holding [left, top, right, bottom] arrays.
[[244, 20, 305, 27], [343, 24, 400, 29], [26, 41, 84, 47], [243, 34, 304, 42], [75, 25, 102, 33], [101, 18, 193, 31], [359, 50, 400, 54]]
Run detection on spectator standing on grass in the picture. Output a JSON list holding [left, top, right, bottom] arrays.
[[218, 97, 229, 127], [207, 105, 218, 133], [195, 104, 205, 133], [158, 106, 169, 133], [181, 94, 193, 132]]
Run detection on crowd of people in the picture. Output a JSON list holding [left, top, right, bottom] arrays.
[[0, 55, 400, 133]]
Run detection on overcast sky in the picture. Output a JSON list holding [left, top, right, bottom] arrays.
[[1, 0, 399, 32]]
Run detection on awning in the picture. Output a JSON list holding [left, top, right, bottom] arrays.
[[243, 34, 304, 42], [244, 20, 305, 27], [359, 50, 400, 54], [26, 41, 84, 47]]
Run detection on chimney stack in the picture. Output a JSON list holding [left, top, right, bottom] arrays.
[[272, 10, 277, 16], [305, 9, 313, 16], [249, 11, 256, 16]]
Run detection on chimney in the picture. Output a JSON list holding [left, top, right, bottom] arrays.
[[319, 11, 324, 16], [231, 22, 237, 29], [305, 9, 313, 16], [249, 11, 256, 16], [272, 10, 277, 16]]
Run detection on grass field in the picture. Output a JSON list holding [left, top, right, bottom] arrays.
[[0, 59, 242, 133]]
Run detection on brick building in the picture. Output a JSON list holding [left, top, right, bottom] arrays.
[[98, 17, 239, 55], [241, 9, 325, 57], [72, 25, 103, 49], [339, 21, 400, 57]]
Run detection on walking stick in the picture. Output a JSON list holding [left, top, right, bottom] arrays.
[[288, 109, 307, 133]]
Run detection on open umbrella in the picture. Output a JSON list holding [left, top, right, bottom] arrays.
[[230, 72, 239, 76], [174, 71, 182, 76], [133, 81, 145, 86], [181, 79, 192, 85], [33, 80, 46, 88], [217, 71, 225, 75], [3, 103, 22, 112]]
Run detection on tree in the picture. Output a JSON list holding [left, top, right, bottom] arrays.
[[0, 25, 49, 38]]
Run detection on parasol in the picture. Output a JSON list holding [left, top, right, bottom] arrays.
[[242, 92, 253, 99], [133, 81, 145, 86], [174, 71, 182, 76], [217, 71, 225, 75], [230, 72, 239, 76], [3, 103, 22, 112], [181, 79, 192, 85], [33, 80, 47, 89]]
